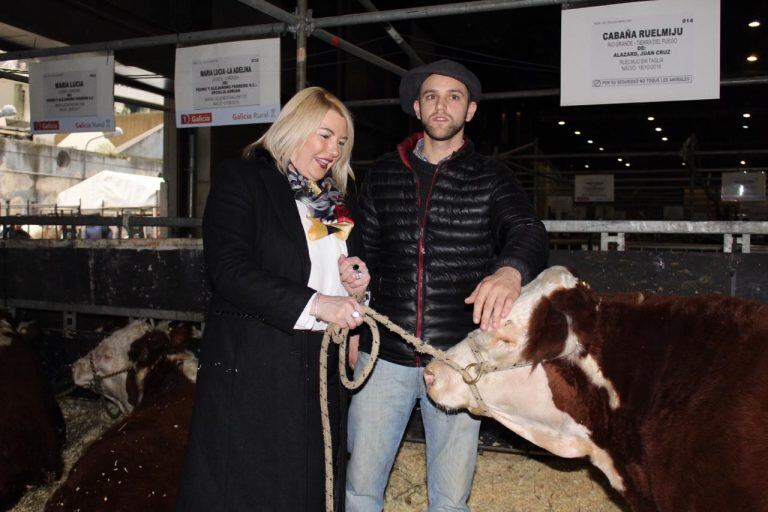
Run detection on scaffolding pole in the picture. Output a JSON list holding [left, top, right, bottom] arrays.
[[296, 0, 308, 90], [0, 23, 288, 62], [345, 76, 768, 106], [357, 0, 425, 66], [239, 0, 406, 75], [313, 0, 594, 29]]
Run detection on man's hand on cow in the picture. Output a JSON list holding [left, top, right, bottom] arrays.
[[465, 266, 522, 331], [338, 255, 370, 299], [315, 294, 365, 330]]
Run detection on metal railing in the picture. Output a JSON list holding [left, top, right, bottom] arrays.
[[544, 220, 768, 253]]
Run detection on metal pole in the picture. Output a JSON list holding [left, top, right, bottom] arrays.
[[356, 0, 424, 66], [313, 0, 593, 29], [296, 0, 308, 91], [345, 76, 768, 106], [239, 0, 407, 76], [0, 23, 288, 62]]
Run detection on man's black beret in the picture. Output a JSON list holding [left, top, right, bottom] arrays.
[[398, 59, 482, 117]]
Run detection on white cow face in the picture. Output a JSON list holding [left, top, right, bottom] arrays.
[[72, 320, 153, 415], [425, 266, 580, 411], [423, 267, 596, 459]]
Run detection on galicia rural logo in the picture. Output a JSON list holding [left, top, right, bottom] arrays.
[[33, 120, 60, 130], [181, 113, 212, 124]]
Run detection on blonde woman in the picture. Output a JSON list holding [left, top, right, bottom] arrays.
[[178, 87, 369, 511]]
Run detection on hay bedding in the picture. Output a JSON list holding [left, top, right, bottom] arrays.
[[384, 442, 629, 512], [13, 398, 628, 512]]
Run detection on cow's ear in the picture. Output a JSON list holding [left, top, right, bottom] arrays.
[[523, 296, 569, 365]]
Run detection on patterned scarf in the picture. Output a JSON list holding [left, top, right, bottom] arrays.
[[287, 163, 354, 241]]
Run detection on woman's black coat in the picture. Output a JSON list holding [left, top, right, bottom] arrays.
[[176, 153, 361, 511]]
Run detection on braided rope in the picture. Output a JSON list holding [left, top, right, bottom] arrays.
[[318, 305, 472, 512]]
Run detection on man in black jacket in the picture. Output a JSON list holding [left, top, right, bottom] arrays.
[[346, 60, 549, 511]]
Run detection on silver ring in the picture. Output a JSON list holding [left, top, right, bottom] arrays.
[[351, 310, 361, 318]]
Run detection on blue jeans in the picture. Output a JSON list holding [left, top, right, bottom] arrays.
[[346, 352, 480, 512]]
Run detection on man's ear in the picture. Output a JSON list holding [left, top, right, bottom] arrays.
[[465, 101, 478, 122], [413, 99, 422, 120]]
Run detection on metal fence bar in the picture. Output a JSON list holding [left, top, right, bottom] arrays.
[[0, 215, 202, 228], [544, 220, 768, 235], [4, 298, 204, 322]]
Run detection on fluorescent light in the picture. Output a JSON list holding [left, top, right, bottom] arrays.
[[587, 139, 594, 144], [743, 113, 751, 118], [625, 163, 631, 167], [598, 147, 605, 151], [661, 137, 668, 141], [655, 127, 663, 132], [743, 125, 749, 129], [584, 164, 590, 169], [617, 157, 623, 162], [558, 120, 566, 125], [647, 116, 655, 121], [574, 130, 581, 135], [747, 55, 759, 63], [740, 160, 747, 165], [748, 21, 761, 28]]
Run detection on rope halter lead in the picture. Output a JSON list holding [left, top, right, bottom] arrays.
[[319, 302, 585, 512], [87, 351, 132, 418], [459, 331, 584, 416]]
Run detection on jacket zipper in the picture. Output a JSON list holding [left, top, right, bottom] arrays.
[[415, 162, 443, 367]]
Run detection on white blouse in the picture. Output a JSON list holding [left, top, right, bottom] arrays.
[[292, 200, 349, 331]]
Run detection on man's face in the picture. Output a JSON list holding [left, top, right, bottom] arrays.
[[413, 74, 477, 142]]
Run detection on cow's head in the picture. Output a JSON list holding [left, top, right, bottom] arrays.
[[72, 320, 198, 415], [423, 267, 603, 457], [425, 266, 582, 410]]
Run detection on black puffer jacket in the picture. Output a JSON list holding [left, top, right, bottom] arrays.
[[359, 133, 549, 366]]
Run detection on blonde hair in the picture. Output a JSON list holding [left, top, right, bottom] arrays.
[[243, 87, 355, 193]]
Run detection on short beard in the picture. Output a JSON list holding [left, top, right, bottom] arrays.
[[423, 120, 465, 142]]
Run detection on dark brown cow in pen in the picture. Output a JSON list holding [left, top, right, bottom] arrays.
[[425, 266, 768, 512], [46, 321, 197, 512], [0, 311, 65, 511]]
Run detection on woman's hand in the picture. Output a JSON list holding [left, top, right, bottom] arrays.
[[315, 294, 364, 330], [338, 255, 370, 299]]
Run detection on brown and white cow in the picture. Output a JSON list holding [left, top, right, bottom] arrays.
[[0, 311, 65, 510], [424, 266, 768, 512], [46, 321, 197, 512], [71, 320, 197, 415]]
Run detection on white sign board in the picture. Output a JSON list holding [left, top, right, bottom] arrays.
[[721, 172, 766, 202], [561, 0, 720, 106], [575, 174, 614, 202], [175, 39, 280, 128], [29, 55, 115, 133]]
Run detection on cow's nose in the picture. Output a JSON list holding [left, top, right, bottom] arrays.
[[424, 367, 435, 387]]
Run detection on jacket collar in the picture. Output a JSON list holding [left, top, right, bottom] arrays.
[[251, 152, 311, 265], [396, 132, 473, 169]]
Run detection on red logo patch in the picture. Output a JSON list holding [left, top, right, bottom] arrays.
[[180, 113, 212, 125], [33, 120, 60, 131]]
